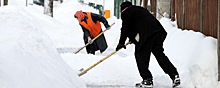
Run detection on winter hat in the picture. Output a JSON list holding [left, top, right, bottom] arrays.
[[120, 1, 132, 12], [74, 10, 87, 20]]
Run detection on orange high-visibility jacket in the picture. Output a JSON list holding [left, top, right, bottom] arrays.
[[79, 12, 101, 37]]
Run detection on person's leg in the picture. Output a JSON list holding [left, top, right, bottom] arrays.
[[86, 44, 92, 54], [87, 43, 98, 55], [134, 36, 156, 80], [151, 33, 178, 75], [135, 50, 152, 80], [134, 37, 156, 87], [151, 33, 180, 87]]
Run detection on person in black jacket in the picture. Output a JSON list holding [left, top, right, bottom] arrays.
[[74, 11, 110, 55], [115, 1, 180, 87]]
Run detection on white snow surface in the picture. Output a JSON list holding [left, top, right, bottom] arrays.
[[0, 0, 219, 88]]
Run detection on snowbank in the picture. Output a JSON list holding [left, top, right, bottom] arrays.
[[0, 6, 86, 88]]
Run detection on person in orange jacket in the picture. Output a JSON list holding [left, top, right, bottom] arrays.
[[74, 11, 110, 55]]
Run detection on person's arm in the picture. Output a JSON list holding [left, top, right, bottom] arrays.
[[80, 24, 90, 38], [80, 24, 94, 44], [91, 13, 110, 28], [120, 7, 138, 44], [115, 27, 127, 51], [118, 27, 127, 45], [118, 8, 132, 45]]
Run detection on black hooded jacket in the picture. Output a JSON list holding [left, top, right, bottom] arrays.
[[119, 6, 167, 46]]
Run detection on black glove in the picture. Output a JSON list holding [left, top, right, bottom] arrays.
[[105, 24, 111, 30], [116, 44, 126, 51], [129, 39, 137, 44]]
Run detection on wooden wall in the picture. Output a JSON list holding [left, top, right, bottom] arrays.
[[175, 0, 218, 38], [203, 0, 218, 38]]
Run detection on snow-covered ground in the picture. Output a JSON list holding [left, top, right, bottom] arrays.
[[0, 0, 219, 88]]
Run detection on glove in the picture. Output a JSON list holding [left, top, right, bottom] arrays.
[[116, 44, 126, 51], [105, 24, 111, 30], [88, 38, 93, 44], [129, 39, 138, 44]]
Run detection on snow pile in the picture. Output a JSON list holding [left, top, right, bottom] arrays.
[[0, 0, 219, 88], [161, 18, 219, 88], [0, 5, 86, 88]]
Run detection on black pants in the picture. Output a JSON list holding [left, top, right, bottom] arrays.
[[86, 40, 98, 54], [134, 32, 178, 80]]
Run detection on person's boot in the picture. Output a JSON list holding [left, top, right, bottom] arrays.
[[135, 79, 153, 88], [171, 74, 181, 87]]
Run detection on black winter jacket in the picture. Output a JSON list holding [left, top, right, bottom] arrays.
[[119, 6, 167, 46]]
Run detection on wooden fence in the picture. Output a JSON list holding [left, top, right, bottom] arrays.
[[174, 0, 220, 81], [175, 0, 218, 38], [114, 0, 218, 38]]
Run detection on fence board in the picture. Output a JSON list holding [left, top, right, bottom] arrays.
[[175, 0, 184, 29], [185, 0, 201, 31], [203, 0, 218, 38]]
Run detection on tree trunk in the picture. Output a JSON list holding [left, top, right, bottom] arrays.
[[151, 0, 157, 17], [4, 0, 8, 6], [44, 0, 53, 17], [170, 0, 175, 21], [143, 0, 148, 9], [140, 0, 142, 6]]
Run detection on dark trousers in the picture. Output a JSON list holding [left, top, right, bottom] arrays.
[[134, 32, 178, 80], [86, 40, 98, 54]]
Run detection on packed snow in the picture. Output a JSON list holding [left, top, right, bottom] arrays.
[[0, 0, 219, 88]]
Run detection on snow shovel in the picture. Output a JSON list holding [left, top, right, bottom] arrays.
[[74, 22, 115, 54], [78, 41, 132, 76]]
